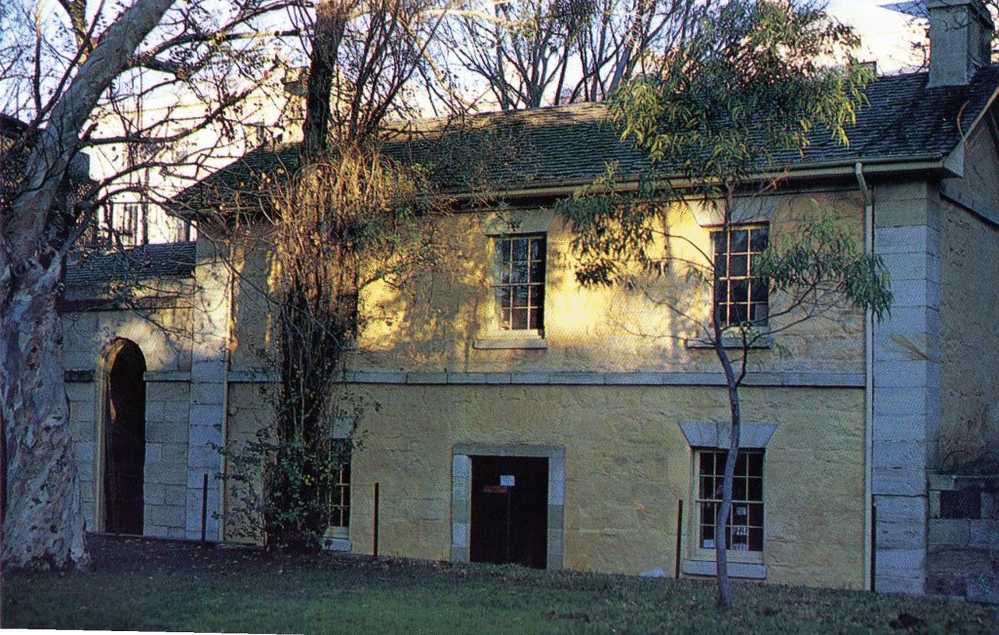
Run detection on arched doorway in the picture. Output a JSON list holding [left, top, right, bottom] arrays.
[[102, 339, 146, 534]]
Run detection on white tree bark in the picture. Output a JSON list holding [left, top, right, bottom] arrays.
[[1, 0, 175, 570]]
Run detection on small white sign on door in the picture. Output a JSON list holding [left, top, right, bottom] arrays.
[[500, 474, 515, 487]]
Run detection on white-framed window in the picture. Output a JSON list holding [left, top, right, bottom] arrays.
[[694, 448, 765, 560], [323, 438, 351, 538], [492, 234, 546, 333], [712, 225, 769, 327]]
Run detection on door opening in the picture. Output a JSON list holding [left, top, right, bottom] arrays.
[[103, 339, 146, 534], [470, 456, 548, 568]]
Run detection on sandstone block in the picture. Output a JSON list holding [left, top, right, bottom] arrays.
[[145, 443, 163, 464], [147, 505, 185, 528], [969, 520, 999, 549], [145, 483, 166, 506], [928, 519, 970, 547], [873, 467, 927, 496]]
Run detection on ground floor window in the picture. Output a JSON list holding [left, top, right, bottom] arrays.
[[323, 439, 351, 538], [695, 449, 764, 555]]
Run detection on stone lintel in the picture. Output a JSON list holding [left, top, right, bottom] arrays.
[[677, 421, 777, 449]]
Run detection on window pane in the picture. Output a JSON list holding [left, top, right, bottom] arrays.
[[750, 280, 768, 303], [748, 477, 763, 501], [751, 227, 769, 252], [513, 286, 529, 308], [512, 261, 529, 283], [729, 255, 748, 277], [753, 304, 770, 324], [733, 477, 747, 501], [700, 475, 714, 499], [715, 256, 727, 277], [730, 303, 748, 324], [529, 285, 543, 309], [736, 452, 747, 474], [731, 525, 749, 549], [713, 232, 726, 256], [530, 238, 545, 260], [700, 451, 714, 475], [714, 452, 727, 476], [512, 238, 528, 262], [702, 501, 718, 525], [496, 287, 512, 310], [733, 503, 749, 522], [530, 260, 544, 283], [731, 280, 749, 303], [748, 527, 764, 551], [511, 308, 528, 330], [700, 523, 715, 549], [714, 280, 728, 303], [748, 453, 763, 477], [499, 239, 511, 264], [500, 308, 511, 328], [529, 307, 543, 330], [748, 503, 764, 526], [731, 230, 749, 252]]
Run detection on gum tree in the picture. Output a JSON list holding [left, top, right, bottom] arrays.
[[557, 0, 891, 608], [1, 0, 297, 569], [210, 0, 463, 548]]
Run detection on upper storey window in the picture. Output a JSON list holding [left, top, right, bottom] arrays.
[[713, 225, 769, 327], [493, 235, 546, 332]]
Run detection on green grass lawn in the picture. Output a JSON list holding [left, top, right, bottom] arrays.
[[2, 537, 996, 633]]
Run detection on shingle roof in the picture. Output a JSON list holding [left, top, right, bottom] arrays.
[[65, 241, 196, 286], [177, 65, 999, 207]]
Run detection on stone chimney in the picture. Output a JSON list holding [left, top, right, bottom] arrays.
[[927, 0, 995, 87]]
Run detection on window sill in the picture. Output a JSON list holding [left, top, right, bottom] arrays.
[[473, 333, 547, 350], [681, 559, 767, 579], [686, 335, 772, 350], [321, 536, 352, 552]]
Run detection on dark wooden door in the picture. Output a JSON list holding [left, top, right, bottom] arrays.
[[470, 456, 548, 568]]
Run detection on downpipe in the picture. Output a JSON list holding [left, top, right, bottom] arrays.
[[855, 162, 875, 592]]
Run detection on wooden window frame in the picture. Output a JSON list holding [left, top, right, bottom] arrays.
[[692, 448, 765, 564], [324, 439, 351, 538], [711, 224, 769, 328], [492, 234, 546, 335]]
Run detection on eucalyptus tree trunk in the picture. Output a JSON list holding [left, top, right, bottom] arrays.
[[0, 0, 175, 569], [712, 343, 742, 609], [711, 187, 743, 609], [0, 255, 88, 569]]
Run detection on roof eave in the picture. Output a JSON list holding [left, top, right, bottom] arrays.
[[447, 153, 960, 202]]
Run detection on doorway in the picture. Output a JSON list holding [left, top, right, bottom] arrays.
[[103, 339, 146, 534], [470, 456, 548, 568]]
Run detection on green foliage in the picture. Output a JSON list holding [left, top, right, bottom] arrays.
[[554, 163, 667, 287], [609, 0, 873, 186], [754, 214, 892, 321], [558, 0, 891, 330], [219, 390, 366, 549]]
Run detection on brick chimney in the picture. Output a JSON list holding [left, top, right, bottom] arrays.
[[927, 0, 995, 87]]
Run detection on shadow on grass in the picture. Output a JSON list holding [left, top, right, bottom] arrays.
[[2, 535, 996, 633]]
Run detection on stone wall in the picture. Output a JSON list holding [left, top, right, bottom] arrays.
[[226, 381, 867, 589], [938, 119, 999, 473], [926, 474, 999, 603], [143, 381, 192, 538], [871, 179, 943, 595], [62, 281, 195, 537], [228, 189, 867, 378]]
